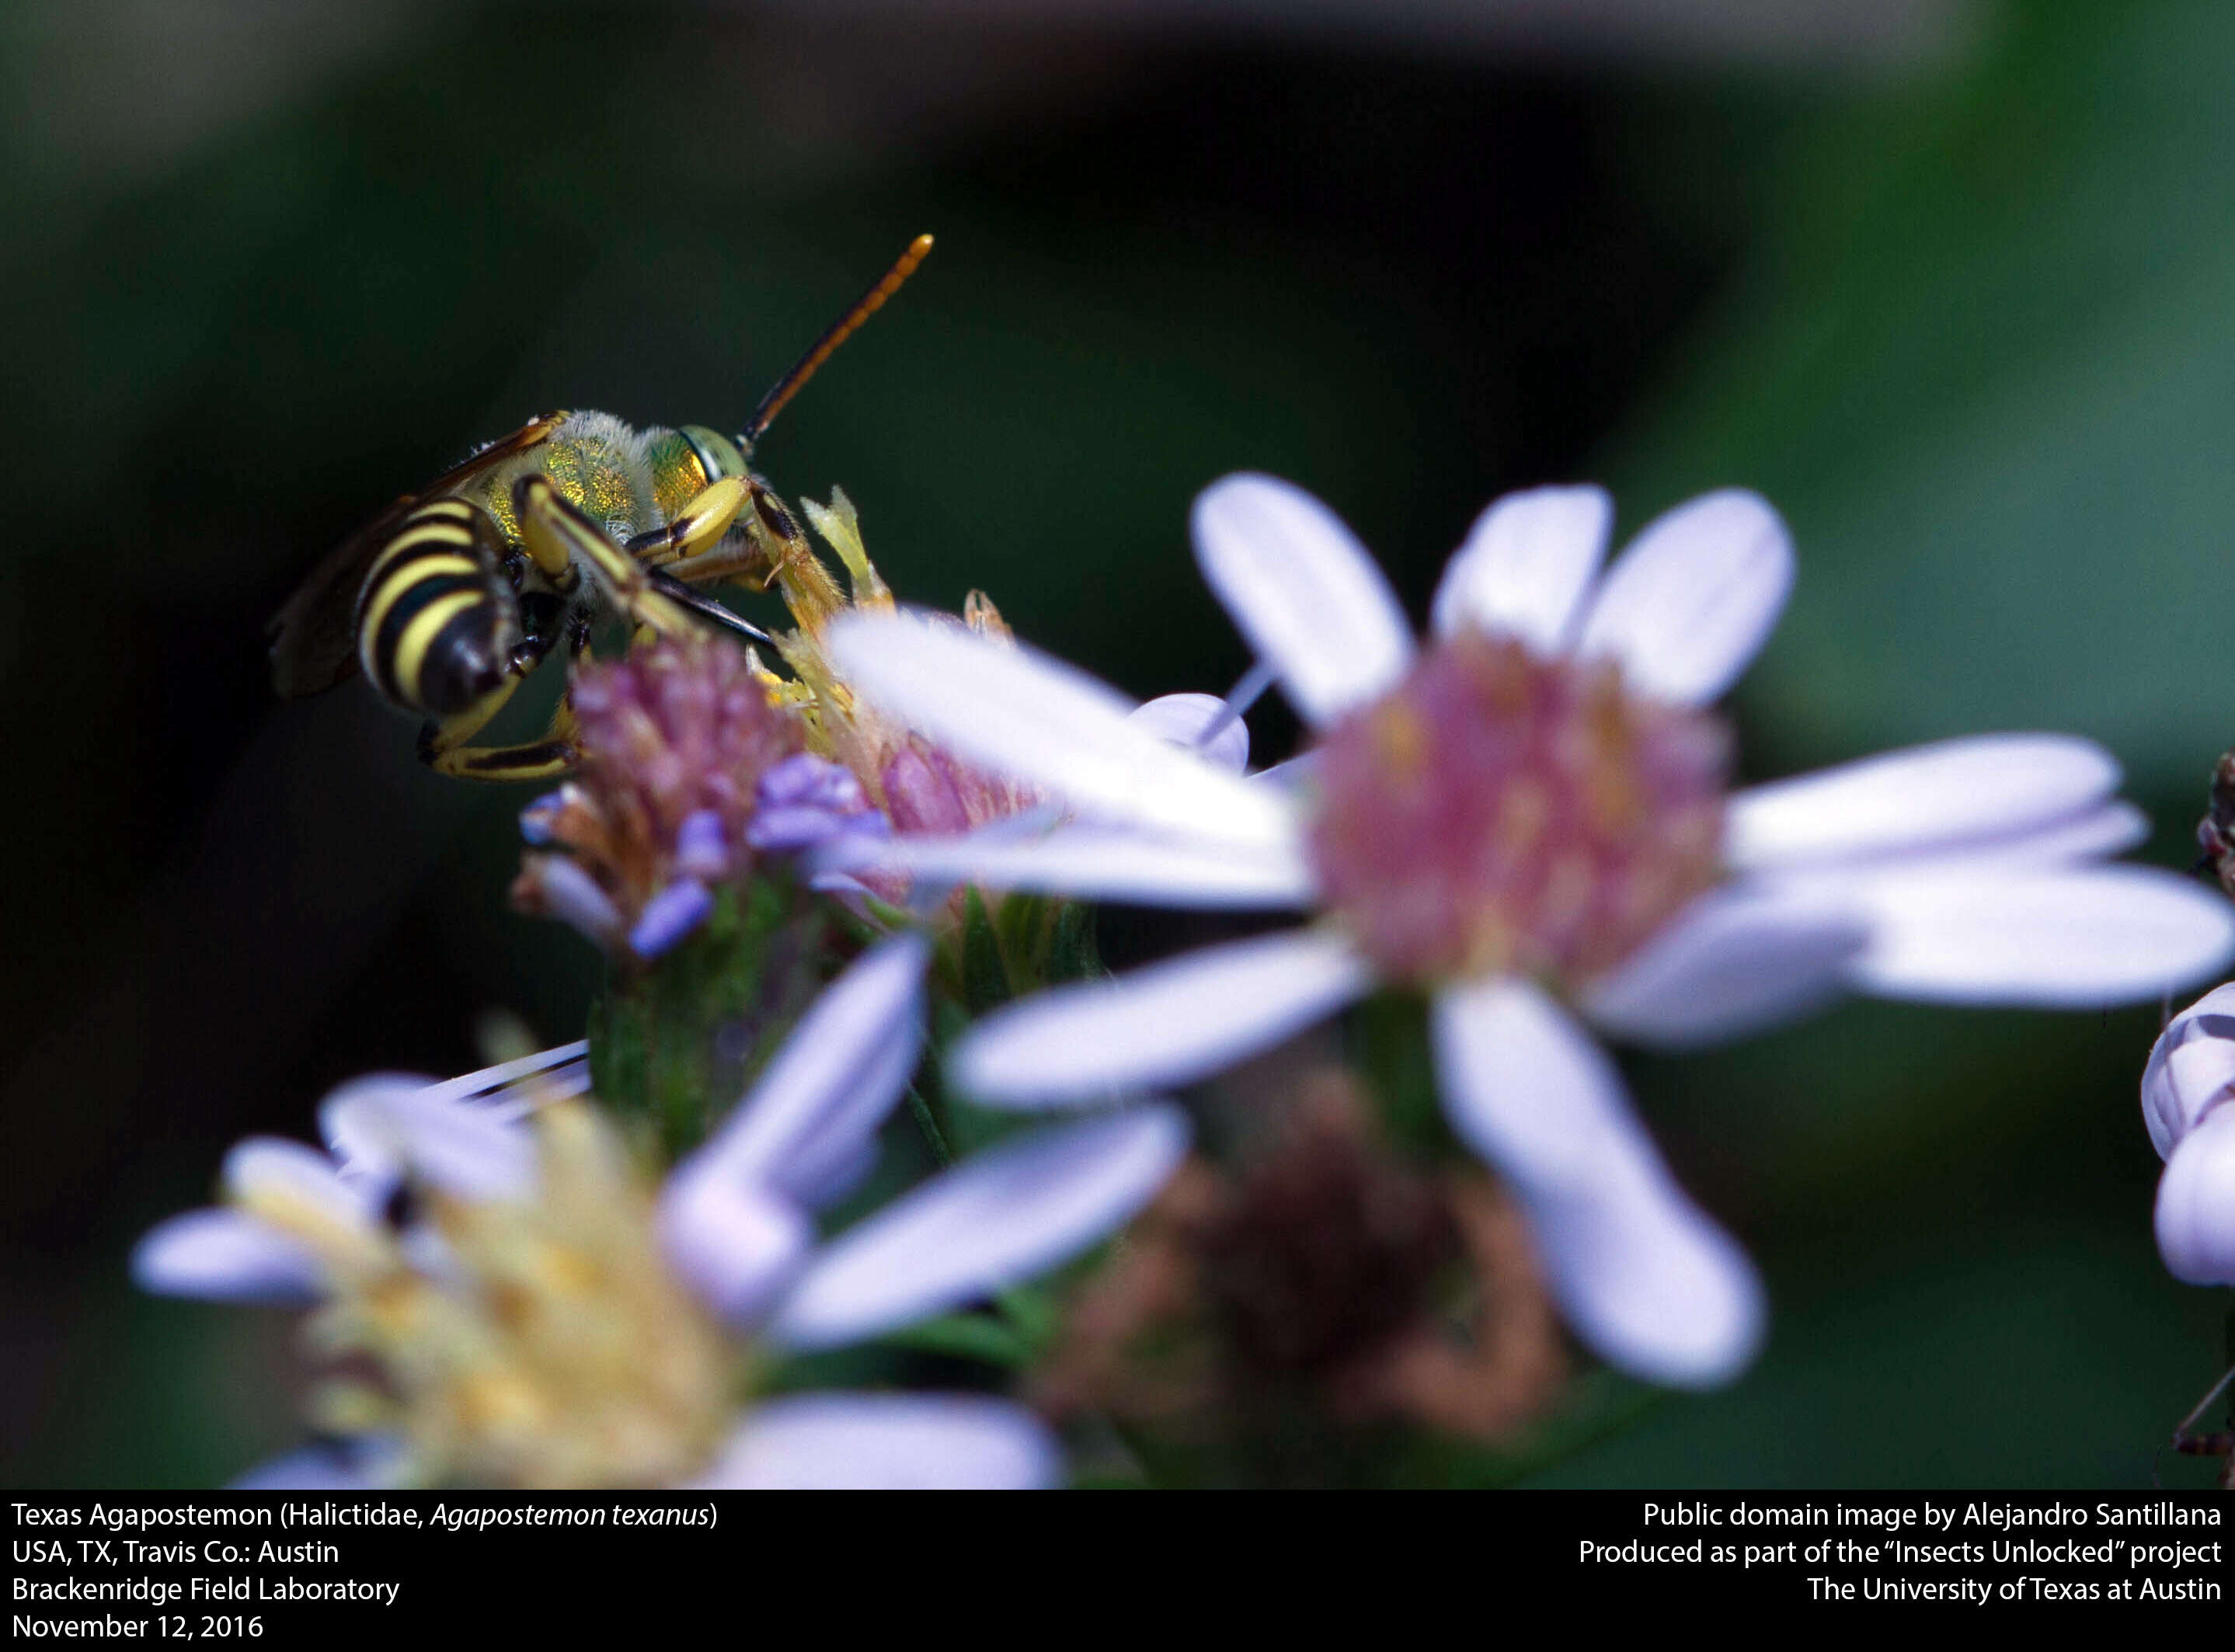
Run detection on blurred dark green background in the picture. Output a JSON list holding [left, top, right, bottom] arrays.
[[2, 0, 2229, 1487]]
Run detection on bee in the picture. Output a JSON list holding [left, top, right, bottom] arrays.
[[268, 235, 933, 782]]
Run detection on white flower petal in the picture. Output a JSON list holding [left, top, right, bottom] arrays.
[[768, 1106, 1189, 1351], [1128, 692, 1250, 774], [817, 823, 1318, 912], [692, 1394, 1059, 1490], [685, 934, 928, 1205], [1429, 976, 1762, 1384], [1847, 864, 2235, 1007], [1191, 473, 1415, 726], [1430, 484, 1611, 652], [656, 1170, 814, 1327], [1886, 801, 2150, 874], [221, 1138, 371, 1225], [417, 1041, 591, 1108], [950, 930, 1373, 1107], [1725, 735, 2123, 871], [1429, 976, 1643, 1198], [319, 1087, 533, 1203], [1522, 1150, 1766, 1389], [1582, 887, 1869, 1048], [1576, 489, 1791, 706], [2153, 1039, 2235, 1159], [2142, 983, 2235, 1157], [2155, 1106, 2235, 1286], [317, 1077, 430, 1185], [131, 1210, 323, 1306], [1251, 750, 1319, 796], [229, 1438, 402, 1490], [825, 611, 1292, 853]]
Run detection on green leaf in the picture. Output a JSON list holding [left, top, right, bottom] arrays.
[[959, 885, 1008, 1014], [878, 1313, 1034, 1367]]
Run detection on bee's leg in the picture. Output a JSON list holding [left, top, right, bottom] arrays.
[[644, 568, 773, 645], [625, 476, 751, 568], [513, 474, 699, 638], [416, 600, 583, 782], [700, 477, 846, 631], [2160, 1355, 2235, 1490]]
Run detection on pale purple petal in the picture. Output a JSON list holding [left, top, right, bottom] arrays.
[[320, 1087, 534, 1203], [1581, 887, 1869, 1048], [222, 1138, 370, 1223], [950, 930, 1373, 1108], [1883, 801, 2149, 874], [2142, 983, 2235, 1157], [1251, 750, 1319, 796], [229, 1438, 402, 1490], [1429, 977, 1762, 1383], [131, 1209, 323, 1305], [416, 1041, 591, 1118], [1429, 484, 1611, 652], [1128, 692, 1251, 774], [1521, 1147, 1766, 1389], [2155, 1107, 2235, 1286], [420, 1042, 590, 1106], [823, 611, 1293, 854], [691, 1394, 1059, 1490], [522, 854, 624, 946], [1190, 473, 1415, 727], [674, 810, 731, 879], [768, 1106, 1190, 1351], [752, 804, 893, 854], [2153, 1038, 2235, 1160], [656, 1169, 814, 1327], [1576, 489, 1791, 706], [749, 756, 887, 853], [1725, 735, 2122, 871], [1846, 864, 2235, 1007], [315, 1076, 436, 1186], [684, 933, 928, 1204], [1429, 976, 1644, 1198], [630, 878, 715, 959], [816, 823, 1318, 912]]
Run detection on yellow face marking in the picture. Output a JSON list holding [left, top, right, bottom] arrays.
[[390, 589, 487, 701], [357, 553, 483, 651]]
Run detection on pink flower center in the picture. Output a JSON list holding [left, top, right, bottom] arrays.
[[1306, 632, 1728, 988]]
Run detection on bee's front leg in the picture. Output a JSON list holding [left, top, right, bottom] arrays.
[[625, 476, 750, 568]]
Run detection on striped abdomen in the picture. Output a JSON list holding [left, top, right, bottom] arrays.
[[354, 499, 520, 716]]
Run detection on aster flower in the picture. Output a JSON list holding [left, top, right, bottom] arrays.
[[513, 631, 807, 958], [2140, 984, 2235, 1286], [744, 489, 1042, 843], [133, 937, 1188, 1489], [814, 474, 2235, 1386]]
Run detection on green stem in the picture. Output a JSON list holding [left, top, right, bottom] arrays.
[[906, 1083, 954, 1167]]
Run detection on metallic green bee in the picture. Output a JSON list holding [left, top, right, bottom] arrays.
[[268, 235, 933, 782]]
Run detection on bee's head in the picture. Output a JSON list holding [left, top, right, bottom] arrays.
[[677, 424, 752, 484]]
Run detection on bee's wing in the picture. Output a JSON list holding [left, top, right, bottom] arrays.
[[266, 412, 569, 699], [266, 496, 413, 697]]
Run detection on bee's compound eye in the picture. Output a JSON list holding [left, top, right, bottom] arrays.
[[680, 424, 749, 482]]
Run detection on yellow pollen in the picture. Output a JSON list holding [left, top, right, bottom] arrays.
[[1369, 702, 1433, 781], [238, 1101, 741, 1489]]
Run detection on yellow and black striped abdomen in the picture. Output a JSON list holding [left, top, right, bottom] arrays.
[[353, 499, 520, 717]]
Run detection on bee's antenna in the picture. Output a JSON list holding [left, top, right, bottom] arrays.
[[740, 233, 934, 451]]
